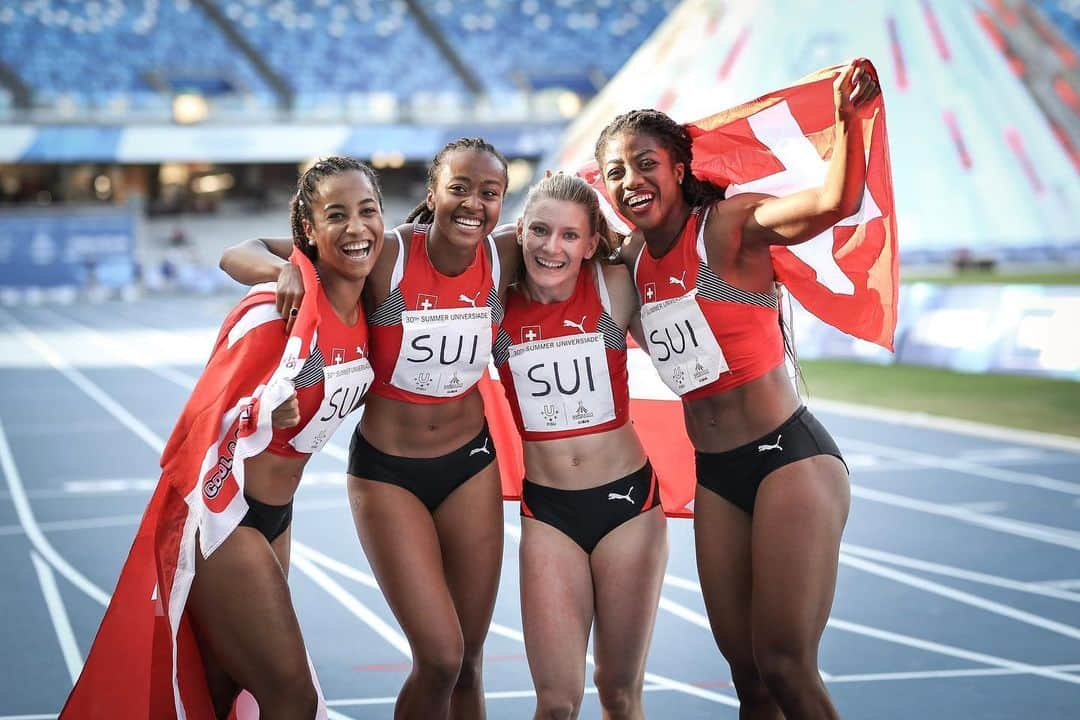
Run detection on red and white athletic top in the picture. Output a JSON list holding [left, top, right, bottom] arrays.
[[495, 262, 629, 441], [367, 224, 502, 403], [268, 282, 373, 457], [633, 206, 783, 401]]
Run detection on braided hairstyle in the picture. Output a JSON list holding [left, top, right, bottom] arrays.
[[521, 172, 619, 262], [595, 110, 800, 373], [405, 137, 509, 224], [593, 109, 725, 208], [290, 156, 383, 262]]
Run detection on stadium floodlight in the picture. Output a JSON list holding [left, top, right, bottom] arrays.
[[172, 93, 209, 125]]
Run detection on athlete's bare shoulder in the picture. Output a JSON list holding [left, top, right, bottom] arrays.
[[491, 222, 523, 289], [599, 261, 638, 329]]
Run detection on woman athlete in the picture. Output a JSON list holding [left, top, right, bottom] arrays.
[[220, 138, 520, 720], [594, 60, 879, 719], [495, 172, 667, 720]]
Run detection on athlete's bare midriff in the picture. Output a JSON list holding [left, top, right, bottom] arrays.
[[243, 452, 308, 506], [359, 389, 486, 457], [522, 422, 647, 490], [682, 364, 802, 453]]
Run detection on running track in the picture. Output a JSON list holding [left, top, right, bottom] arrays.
[[0, 296, 1077, 719]]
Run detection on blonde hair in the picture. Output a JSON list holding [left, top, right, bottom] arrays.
[[521, 173, 619, 260]]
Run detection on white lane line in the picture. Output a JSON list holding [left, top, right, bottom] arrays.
[[0, 415, 110, 607], [839, 436, 1080, 496], [827, 618, 1080, 686], [949, 501, 1009, 514], [840, 543, 1080, 603], [40, 309, 357, 470], [851, 485, 1080, 550], [292, 542, 379, 590], [808, 397, 1080, 453], [838, 553, 1080, 641], [825, 663, 1080, 684], [1038, 579, 1080, 590], [326, 683, 671, 708], [289, 550, 412, 658], [661, 572, 1080, 687], [0, 513, 143, 537], [503, 524, 738, 707], [35, 308, 202, 390], [30, 550, 83, 683], [0, 310, 167, 454]]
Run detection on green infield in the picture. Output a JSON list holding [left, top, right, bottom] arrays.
[[798, 360, 1080, 438], [901, 270, 1080, 286]]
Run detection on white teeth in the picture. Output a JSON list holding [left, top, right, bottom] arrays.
[[626, 193, 654, 208], [454, 216, 482, 228], [342, 240, 371, 258], [535, 257, 565, 269]]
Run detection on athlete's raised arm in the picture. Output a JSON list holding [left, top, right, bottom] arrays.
[[740, 58, 879, 247]]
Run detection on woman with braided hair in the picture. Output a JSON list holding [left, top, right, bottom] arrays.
[[593, 60, 879, 719], [62, 157, 383, 719], [221, 138, 521, 719]]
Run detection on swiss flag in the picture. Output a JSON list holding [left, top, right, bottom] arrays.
[[580, 61, 899, 350]]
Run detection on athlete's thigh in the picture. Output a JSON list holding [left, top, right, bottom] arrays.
[[349, 475, 462, 647], [693, 484, 755, 660], [590, 506, 668, 680], [750, 456, 849, 649], [519, 517, 593, 696], [188, 526, 307, 693], [434, 461, 504, 649]]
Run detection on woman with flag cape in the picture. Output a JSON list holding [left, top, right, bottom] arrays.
[[60, 157, 384, 719], [586, 59, 890, 718]]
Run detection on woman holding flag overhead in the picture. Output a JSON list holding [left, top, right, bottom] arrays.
[[61, 157, 384, 719], [593, 60, 882, 719]]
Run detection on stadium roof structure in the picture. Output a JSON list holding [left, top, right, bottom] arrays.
[[550, 0, 1080, 255]]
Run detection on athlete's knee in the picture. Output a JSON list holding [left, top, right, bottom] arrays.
[[413, 632, 465, 687], [455, 644, 483, 691], [593, 667, 642, 717], [728, 660, 774, 709], [534, 687, 581, 719], [753, 641, 817, 696], [250, 661, 317, 716]]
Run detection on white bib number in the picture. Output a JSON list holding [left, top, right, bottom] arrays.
[[508, 332, 616, 432], [290, 357, 373, 453], [639, 289, 728, 396], [391, 306, 492, 397]]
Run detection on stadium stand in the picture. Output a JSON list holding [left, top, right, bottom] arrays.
[[1030, 0, 1080, 49], [0, 0, 271, 115]]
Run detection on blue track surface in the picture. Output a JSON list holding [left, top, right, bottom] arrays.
[[1, 297, 1078, 719]]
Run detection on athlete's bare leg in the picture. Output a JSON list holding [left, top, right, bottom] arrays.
[[188, 525, 316, 720], [750, 456, 848, 720], [349, 476, 464, 720], [520, 518, 594, 719], [434, 462, 504, 720], [590, 506, 667, 720], [694, 485, 780, 720]]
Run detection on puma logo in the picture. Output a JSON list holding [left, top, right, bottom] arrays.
[[669, 271, 687, 291], [607, 486, 635, 504], [757, 434, 783, 453], [458, 291, 482, 307], [469, 437, 491, 456], [562, 315, 588, 334]]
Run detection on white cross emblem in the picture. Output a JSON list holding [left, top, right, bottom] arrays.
[[725, 101, 882, 295], [645, 282, 656, 301], [420, 298, 433, 310], [522, 325, 540, 343]]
